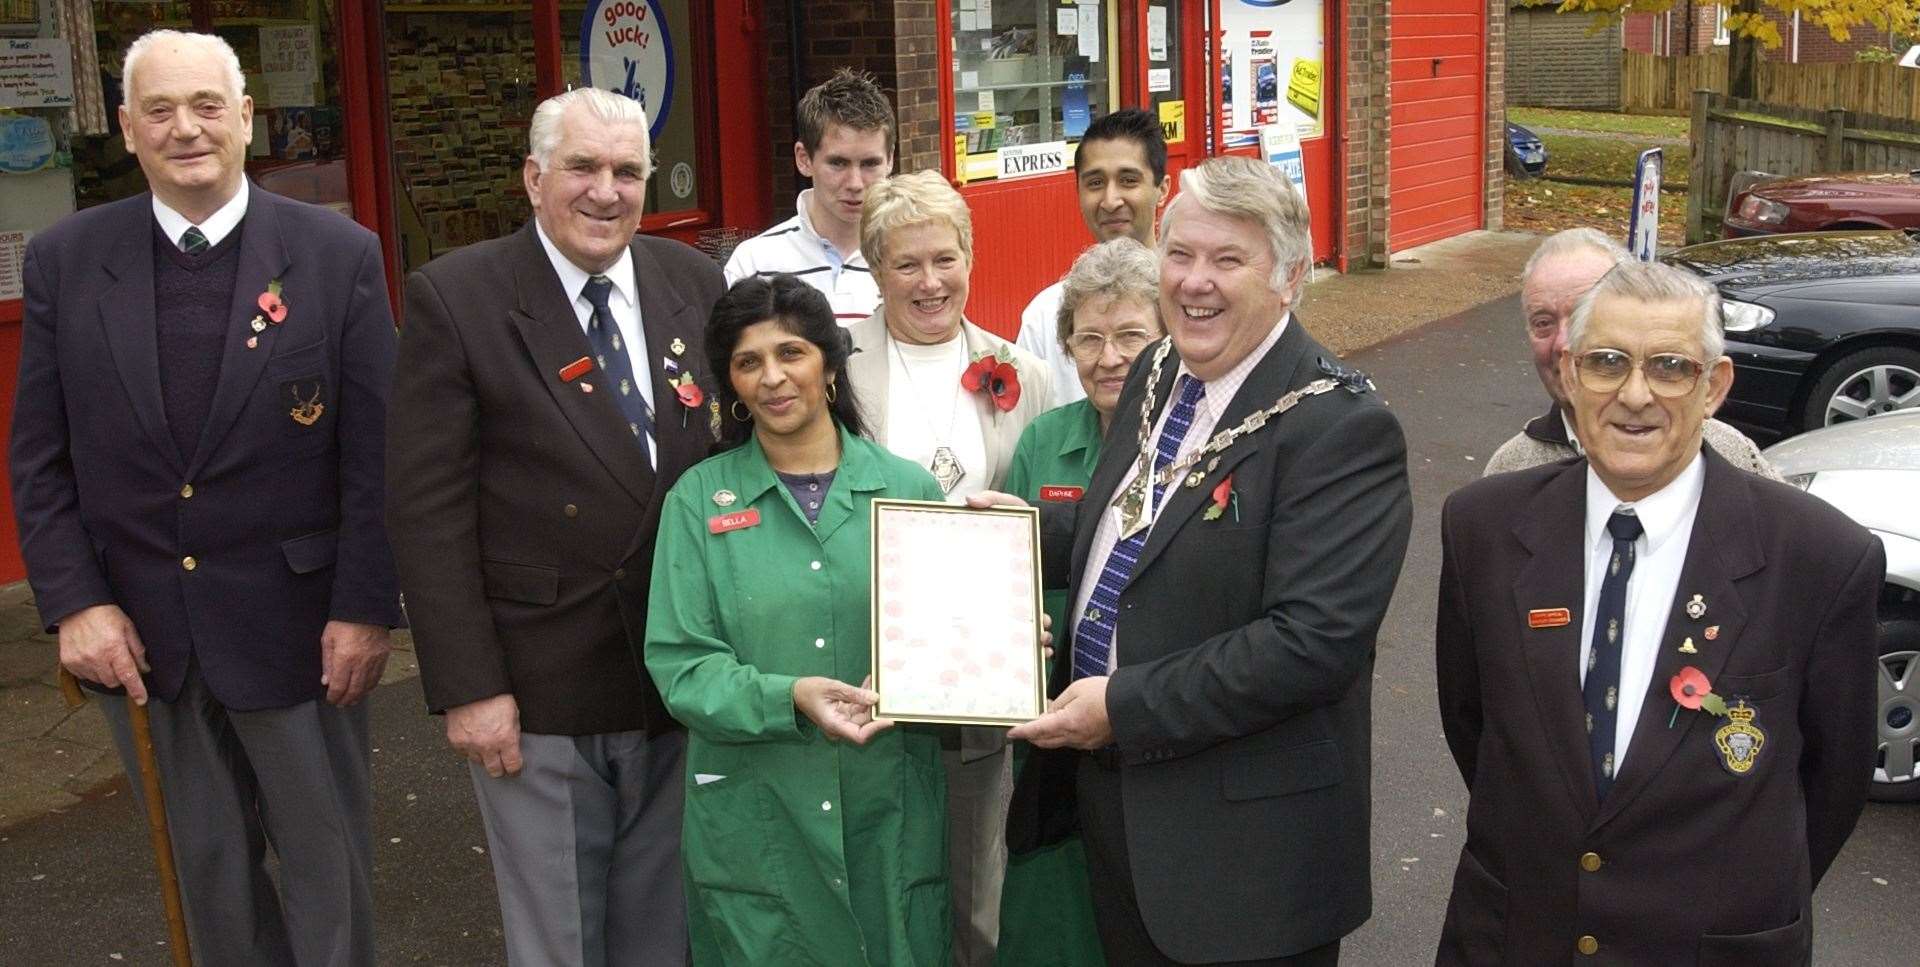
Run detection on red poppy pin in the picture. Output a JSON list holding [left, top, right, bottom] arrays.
[[1668, 665, 1728, 727], [1203, 474, 1238, 521], [961, 351, 1022, 413], [246, 280, 287, 343]]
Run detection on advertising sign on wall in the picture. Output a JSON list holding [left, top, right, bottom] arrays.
[[580, 0, 674, 139]]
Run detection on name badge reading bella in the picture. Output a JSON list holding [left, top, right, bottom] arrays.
[[708, 509, 761, 534], [1039, 485, 1085, 502]]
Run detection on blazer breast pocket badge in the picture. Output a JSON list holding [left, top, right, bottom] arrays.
[[283, 377, 326, 427], [1713, 700, 1767, 776]]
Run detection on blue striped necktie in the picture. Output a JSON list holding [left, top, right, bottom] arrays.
[[1073, 374, 1206, 680], [1585, 509, 1643, 798], [582, 274, 654, 451]]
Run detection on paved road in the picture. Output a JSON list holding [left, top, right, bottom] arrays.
[[4, 294, 1914, 965]]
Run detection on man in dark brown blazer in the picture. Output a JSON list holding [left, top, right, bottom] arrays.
[[1435, 260, 1882, 965], [386, 88, 723, 966]]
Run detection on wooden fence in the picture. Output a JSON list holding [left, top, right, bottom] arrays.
[[1686, 90, 1920, 243], [1624, 51, 1920, 120]]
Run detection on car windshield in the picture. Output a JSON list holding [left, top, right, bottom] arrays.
[[1666, 230, 1920, 285]]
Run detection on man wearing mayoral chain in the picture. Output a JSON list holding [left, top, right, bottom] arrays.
[[387, 87, 723, 965], [1435, 260, 1881, 964], [979, 155, 1413, 965], [11, 29, 400, 964]]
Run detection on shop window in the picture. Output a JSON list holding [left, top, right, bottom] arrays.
[[952, 0, 1114, 183], [559, 0, 705, 221], [1143, 2, 1183, 150], [67, 1, 352, 212], [1215, 0, 1325, 148], [384, 1, 539, 272]]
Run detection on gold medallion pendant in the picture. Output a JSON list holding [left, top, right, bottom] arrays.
[[1713, 701, 1767, 776]]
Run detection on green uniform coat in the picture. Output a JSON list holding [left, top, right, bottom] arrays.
[[646, 427, 951, 966], [997, 399, 1109, 966]]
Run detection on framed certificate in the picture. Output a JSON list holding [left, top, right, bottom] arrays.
[[870, 499, 1046, 726]]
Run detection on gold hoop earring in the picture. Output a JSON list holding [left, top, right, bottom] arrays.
[[825, 381, 838, 403], [730, 401, 751, 422]]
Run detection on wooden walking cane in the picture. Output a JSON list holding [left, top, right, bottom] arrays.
[[58, 667, 195, 967]]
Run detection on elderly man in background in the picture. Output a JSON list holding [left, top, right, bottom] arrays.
[[1436, 261, 1880, 964], [1485, 228, 1778, 480], [988, 156, 1412, 965], [11, 30, 399, 965], [388, 87, 723, 965]]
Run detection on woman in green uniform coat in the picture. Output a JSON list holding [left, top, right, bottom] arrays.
[[997, 238, 1164, 967], [646, 275, 950, 966]]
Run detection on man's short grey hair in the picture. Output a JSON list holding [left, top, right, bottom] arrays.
[[122, 30, 246, 109], [1158, 156, 1311, 300], [1522, 227, 1630, 282], [1055, 238, 1161, 349], [528, 88, 653, 179], [1568, 260, 1725, 360]]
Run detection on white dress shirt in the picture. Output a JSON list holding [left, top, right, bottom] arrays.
[[152, 180, 250, 250], [1015, 281, 1086, 408], [1577, 452, 1705, 774], [1068, 314, 1291, 671], [722, 190, 880, 325], [535, 223, 655, 467]]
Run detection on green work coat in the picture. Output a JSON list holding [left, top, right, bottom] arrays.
[[997, 399, 1109, 967], [645, 427, 951, 966]]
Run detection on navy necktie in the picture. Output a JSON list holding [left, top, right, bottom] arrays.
[[1074, 374, 1206, 680], [180, 226, 209, 254], [582, 275, 653, 451], [1585, 509, 1643, 798]]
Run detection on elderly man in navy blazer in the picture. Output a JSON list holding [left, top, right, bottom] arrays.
[[9, 30, 399, 966]]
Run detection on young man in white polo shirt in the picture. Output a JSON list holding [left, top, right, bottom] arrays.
[[724, 69, 893, 324], [1014, 108, 1171, 405]]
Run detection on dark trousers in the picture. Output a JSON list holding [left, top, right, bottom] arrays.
[[1074, 755, 1341, 967]]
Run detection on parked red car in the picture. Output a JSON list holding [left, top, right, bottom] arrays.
[[1723, 170, 1920, 238]]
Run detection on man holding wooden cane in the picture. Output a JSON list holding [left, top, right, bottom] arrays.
[[9, 30, 400, 966]]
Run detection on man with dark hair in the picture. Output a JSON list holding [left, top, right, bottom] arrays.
[[1016, 108, 1171, 406], [725, 68, 895, 324]]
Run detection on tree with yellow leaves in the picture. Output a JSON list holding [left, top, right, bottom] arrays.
[[1546, 0, 1920, 95]]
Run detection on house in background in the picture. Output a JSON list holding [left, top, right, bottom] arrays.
[[1625, 1, 1905, 63]]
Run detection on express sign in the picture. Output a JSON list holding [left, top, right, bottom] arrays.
[[580, 0, 674, 140]]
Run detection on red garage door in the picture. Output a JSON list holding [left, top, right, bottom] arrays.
[[1389, 0, 1485, 250]]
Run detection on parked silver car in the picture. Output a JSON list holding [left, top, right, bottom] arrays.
[[1765, 410, 1920, 801]]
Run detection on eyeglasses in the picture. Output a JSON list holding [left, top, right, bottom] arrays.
[[1572, 348, 1707, 398], [1065, 328, 1157, 363]]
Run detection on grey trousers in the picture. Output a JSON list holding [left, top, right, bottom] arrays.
[[98, 669, 374, 967], [468, 728, 688, 967], [945, 743, 1013, 967]]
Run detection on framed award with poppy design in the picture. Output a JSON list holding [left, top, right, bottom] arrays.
[[869, 499, 1046, 726]]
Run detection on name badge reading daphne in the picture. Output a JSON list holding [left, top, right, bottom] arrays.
[[1039, 485, 1085, 502], [708, 509, 762, 534]]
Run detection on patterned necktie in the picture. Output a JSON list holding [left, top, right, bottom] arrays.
[[1073, 374, 1206, 681], [180, 226, 209, 255], [582, 275, 653, 451], [1584, 509, 1644, 798]]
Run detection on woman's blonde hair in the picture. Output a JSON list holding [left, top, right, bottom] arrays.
[[859, 170, 973, 269]]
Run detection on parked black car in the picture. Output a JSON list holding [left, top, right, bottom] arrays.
[[1505, 122, 1546, 180], [1663, 229, 1920, 436]]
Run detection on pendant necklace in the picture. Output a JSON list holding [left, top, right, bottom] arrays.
[[888, 332, 969, 494]]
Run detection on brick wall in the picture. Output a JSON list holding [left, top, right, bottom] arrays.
[[1766, 18, 1895, 63], [891, 3, 944, 175], [761, 2, 905, 226], [1507, 6, 1621, 109], [1346, 0, 1392, 269], [1485, 0, 1506, 232], [1623, 4, 1721, 56]]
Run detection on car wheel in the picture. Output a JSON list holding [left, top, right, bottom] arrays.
[[1800, 346, 1920, 432], [1873, 613, 1920, 803]]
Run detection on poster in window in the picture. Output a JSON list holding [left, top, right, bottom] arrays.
[[1218, 0, 1324, 144]]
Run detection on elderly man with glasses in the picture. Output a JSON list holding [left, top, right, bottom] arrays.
[[1434, 260, 1883, 965], [1484, 228, 1777, 481]]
